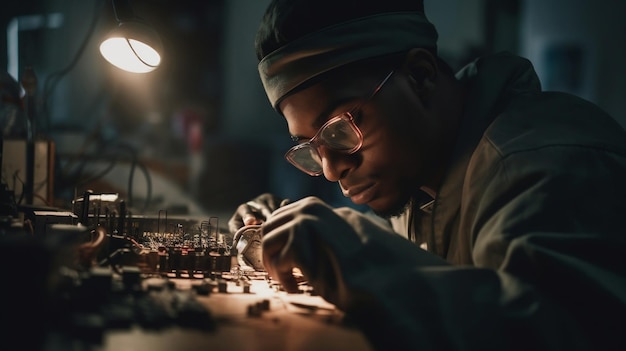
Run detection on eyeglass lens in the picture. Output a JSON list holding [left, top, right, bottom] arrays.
[[286, 114, 361, 174], [318, 115, 361, 150]]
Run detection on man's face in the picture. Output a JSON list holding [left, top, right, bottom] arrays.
[[279, 70, 446, 218]]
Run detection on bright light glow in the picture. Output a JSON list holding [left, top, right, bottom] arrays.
[[99, 37, 161, 73]]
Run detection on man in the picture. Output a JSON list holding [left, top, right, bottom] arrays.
[[228, 0, 626, 350]]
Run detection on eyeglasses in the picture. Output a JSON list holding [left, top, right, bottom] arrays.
[[285, 70, 394, 176]]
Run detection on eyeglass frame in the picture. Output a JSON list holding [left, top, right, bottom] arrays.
[[284, 70, 395, 176]]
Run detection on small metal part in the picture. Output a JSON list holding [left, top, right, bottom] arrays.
[[232, 225, 264, 271], [242, 283, 251, 294], [247, 303, 262, 317]]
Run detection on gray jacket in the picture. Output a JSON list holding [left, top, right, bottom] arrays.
[[378, 52, 626, 350]]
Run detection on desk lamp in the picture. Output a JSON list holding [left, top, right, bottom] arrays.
[[99, 0, 162, 73]]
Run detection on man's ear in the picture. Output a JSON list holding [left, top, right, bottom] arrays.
[[402, 48, 438, 105]]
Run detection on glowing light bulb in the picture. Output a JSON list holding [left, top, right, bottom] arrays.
[[100, 37, 161, 73]]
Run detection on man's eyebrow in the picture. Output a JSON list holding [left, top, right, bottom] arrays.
[[289, 113, 334, 142], [288, 96, 357, 142]]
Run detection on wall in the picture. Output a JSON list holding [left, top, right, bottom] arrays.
[[520, 0, 626, 127], [424, 0, 487, 69]]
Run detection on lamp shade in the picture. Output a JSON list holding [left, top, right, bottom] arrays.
[[99, 20, 162, 73]]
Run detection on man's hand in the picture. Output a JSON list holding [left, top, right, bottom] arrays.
[[261, 196, 448, 310], [228, 193, 290, 235]]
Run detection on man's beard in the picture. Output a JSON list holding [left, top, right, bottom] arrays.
[[371, 193, 412, 220]]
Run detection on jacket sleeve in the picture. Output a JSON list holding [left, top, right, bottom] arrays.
[[345, 144, 626, 351]]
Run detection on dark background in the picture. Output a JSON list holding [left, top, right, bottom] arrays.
[[1, 0, 625, 219]]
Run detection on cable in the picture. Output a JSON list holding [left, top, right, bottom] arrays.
[[41, 0, 105, 133], [59, 137, 153, 214], [13, 170, 25, 205], [75, 158, 118, 186], [125, 37, 159, 68], [135, 159, 152, 213], [87, 225, 107, 249]]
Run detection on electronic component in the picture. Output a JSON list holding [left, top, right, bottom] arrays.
[[0, 190, 372, 351], [233, 224, 265, 271]]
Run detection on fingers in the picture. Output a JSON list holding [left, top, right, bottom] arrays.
[[246, 201, 273, 220], [260, 197, 330, 293], [228, 205, 247, 235], [243, 213, 261, 225], [228, 194, 291, 235], [251, 194, 291, 218], [228, 201, 269, 235], [262, 221, 300, 293]]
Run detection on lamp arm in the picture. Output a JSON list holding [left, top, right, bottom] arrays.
[[112, 0, 137, 23]]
